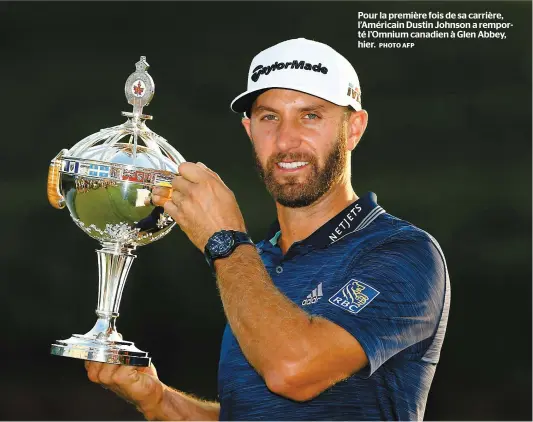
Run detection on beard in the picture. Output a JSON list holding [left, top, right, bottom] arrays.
[[253, 125, 348, 208]]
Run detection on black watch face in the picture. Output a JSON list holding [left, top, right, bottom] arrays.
[[208, 231, 234, 256]]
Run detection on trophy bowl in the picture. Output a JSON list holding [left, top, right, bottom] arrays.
[[59, 142, 178, 247], [48, 57, 184, 366]]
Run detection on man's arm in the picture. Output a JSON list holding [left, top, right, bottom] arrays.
[[213, 245, 368, 402], [141, 387, 220, 421], [85, 362, 220, 421], [153, 163, 369, 402]]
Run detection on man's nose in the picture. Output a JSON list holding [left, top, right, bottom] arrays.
[[275, 118, 303, 152]]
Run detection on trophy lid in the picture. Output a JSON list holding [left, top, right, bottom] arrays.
[[65, 56, 184, 173]]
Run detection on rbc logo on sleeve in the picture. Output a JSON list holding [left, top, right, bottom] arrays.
[[328, 279, 380, 315]]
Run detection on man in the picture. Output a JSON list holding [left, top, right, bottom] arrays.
[[85, 38, 450, 421]]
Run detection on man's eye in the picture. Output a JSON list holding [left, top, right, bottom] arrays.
[[304, 113, 319, 120], [261, 114, 278, 121]]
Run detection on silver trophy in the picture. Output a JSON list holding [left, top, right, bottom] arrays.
[[47, 57, 184, 366]]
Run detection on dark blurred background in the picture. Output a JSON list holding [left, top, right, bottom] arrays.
[[1, 1, 531, 420]]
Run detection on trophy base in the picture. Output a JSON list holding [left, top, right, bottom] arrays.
[[51, 334, 151, 367]]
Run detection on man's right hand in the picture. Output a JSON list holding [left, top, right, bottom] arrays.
[[85, 361, 164, 415]]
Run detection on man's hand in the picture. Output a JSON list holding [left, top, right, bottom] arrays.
[[152, 162, 246, 251], [85, 361, 220, 420], [85, 361, 164, 414]]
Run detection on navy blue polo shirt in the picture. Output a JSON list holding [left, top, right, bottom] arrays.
[[218, 192, 450, 421]]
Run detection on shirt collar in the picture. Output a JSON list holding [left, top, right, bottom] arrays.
[[263, 192, 385, 256]]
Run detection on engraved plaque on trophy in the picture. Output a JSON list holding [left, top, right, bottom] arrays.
[[47, 57, 183, 366]]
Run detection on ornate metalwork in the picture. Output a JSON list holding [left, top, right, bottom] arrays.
[[48, 56, 185, 366]]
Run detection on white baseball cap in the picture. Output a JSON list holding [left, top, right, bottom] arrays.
[[230, 38, 362, 115]]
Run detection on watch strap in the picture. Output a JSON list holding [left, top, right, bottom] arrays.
[[204, 230, 254, 274]]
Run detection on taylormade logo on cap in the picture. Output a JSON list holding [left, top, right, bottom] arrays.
[[251, 60, 328, 82], [230, 38, 362, 114]]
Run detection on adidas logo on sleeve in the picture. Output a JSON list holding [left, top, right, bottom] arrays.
[[302, 282, 323, 306]]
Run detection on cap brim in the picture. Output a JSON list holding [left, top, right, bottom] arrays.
[[230, 88, 269, 114], [230, 86, 362, 115]]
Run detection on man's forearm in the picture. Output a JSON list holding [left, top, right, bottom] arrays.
[[140, 384, 220, 421], [214, 244, 313, 380]]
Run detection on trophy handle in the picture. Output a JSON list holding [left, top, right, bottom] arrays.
[[47, 149, 68, 209]]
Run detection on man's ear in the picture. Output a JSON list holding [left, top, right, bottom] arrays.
[[346, 110, 368, 151], [242, 117, 252, 142]]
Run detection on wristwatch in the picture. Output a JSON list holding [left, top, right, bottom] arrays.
[[204, 230, 254, 273]]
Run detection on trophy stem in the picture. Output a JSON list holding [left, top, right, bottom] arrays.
[[51, 241, 151, 366], [96, 242, 136, 317], [81, 243, 136, 341]]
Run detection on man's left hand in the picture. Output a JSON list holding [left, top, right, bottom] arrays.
[[151, 162, 247, 251]]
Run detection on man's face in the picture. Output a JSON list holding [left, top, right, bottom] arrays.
[[243, 89, 350, 208]]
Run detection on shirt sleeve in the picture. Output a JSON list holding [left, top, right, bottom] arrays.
[[317, 233, 447, 378]]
